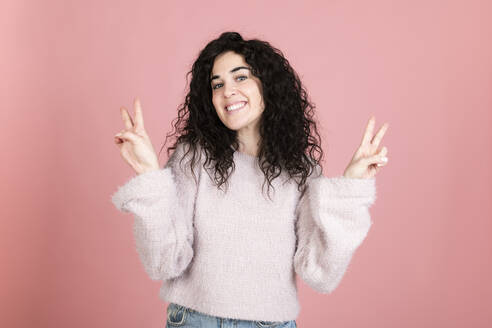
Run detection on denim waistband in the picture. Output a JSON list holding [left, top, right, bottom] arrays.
[[167, 302, 296, 326]]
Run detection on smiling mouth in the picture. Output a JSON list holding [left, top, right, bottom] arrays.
[[226, 101, 247, 112]]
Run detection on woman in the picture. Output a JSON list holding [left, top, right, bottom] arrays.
[[112, 31, 389, 328]]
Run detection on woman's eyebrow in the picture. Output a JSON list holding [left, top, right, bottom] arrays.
[[210, 66, 250, 82]]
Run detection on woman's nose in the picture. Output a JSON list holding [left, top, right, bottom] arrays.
[[224, 83, 236, 97]]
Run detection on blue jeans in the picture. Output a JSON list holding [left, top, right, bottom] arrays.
[[166, 303, 297, 328]]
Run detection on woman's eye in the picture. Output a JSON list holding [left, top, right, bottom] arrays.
[[212, 76, 246, 90]]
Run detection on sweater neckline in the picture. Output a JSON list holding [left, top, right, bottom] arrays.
[[234, 150, 259, 161]]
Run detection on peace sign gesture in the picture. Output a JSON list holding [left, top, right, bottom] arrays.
[[114, 98, 160, 175], [343, 116, 389, 179]]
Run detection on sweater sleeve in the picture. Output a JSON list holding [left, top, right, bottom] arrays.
[[293, 165, 376, 294], [110, 142, 200, 281]]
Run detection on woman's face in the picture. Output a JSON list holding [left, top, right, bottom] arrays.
[[210, 51, 265, 134]]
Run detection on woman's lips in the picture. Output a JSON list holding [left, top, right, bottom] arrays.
[[226, 101, 247, 114]]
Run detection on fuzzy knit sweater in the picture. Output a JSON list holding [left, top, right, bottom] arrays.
[[111, 142, 376, 322]]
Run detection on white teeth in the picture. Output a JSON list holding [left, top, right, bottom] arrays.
[[226, 102, 246, 111]]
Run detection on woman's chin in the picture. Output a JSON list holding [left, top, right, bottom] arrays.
[[224, 123, 243, 131], [221, 118, 248, 131]]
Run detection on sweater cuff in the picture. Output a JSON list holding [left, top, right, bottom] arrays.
[[326, 175, 376, 197], [312, 175, 376, 206], [111, 168, 173, 212]]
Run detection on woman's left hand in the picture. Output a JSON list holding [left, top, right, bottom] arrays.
[[343, 115, 389, 179]]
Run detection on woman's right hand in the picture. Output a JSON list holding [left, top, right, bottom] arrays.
[[114, 98, 160, 175]]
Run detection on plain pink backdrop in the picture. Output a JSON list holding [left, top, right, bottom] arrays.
[[1, 0, 491, 327]]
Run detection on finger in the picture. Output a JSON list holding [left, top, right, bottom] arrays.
[[365, 150, 388, 166], [114, 136, 125, 150], [360, 115, 376, 147], [120, 107, 134, 129], [371, 122, 389, 147], [114, 130, 140, 144], [114, 135, 124, 144], [134, 97, 145, 130], [378, 146, 388, 157], [377, 151, 389, 166]]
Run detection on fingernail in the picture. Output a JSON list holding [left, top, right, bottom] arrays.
[[381, 156, 388, 162]]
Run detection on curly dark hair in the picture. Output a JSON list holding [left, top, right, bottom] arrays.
[[158, 31, 324, 200]]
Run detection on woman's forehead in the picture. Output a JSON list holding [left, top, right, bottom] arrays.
[[211, 52, 248, 76]]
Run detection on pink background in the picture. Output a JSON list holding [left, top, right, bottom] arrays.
[[2, 0, 491, 327]]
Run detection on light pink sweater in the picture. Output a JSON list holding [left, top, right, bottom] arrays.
[[111, 142, 376, 322]]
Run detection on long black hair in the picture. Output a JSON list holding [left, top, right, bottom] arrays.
[[159, 31, 324, 200]]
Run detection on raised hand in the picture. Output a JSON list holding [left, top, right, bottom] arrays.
[[343, 116, 389, 179], [114, 98, 160, 175]]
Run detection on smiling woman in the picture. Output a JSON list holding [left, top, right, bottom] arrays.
[[112, 31, 388, 327], [210, 51, 265, 156], [157, 31, 335, 197]]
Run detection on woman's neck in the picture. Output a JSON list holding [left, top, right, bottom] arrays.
[[236, 134, 261, 157]]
